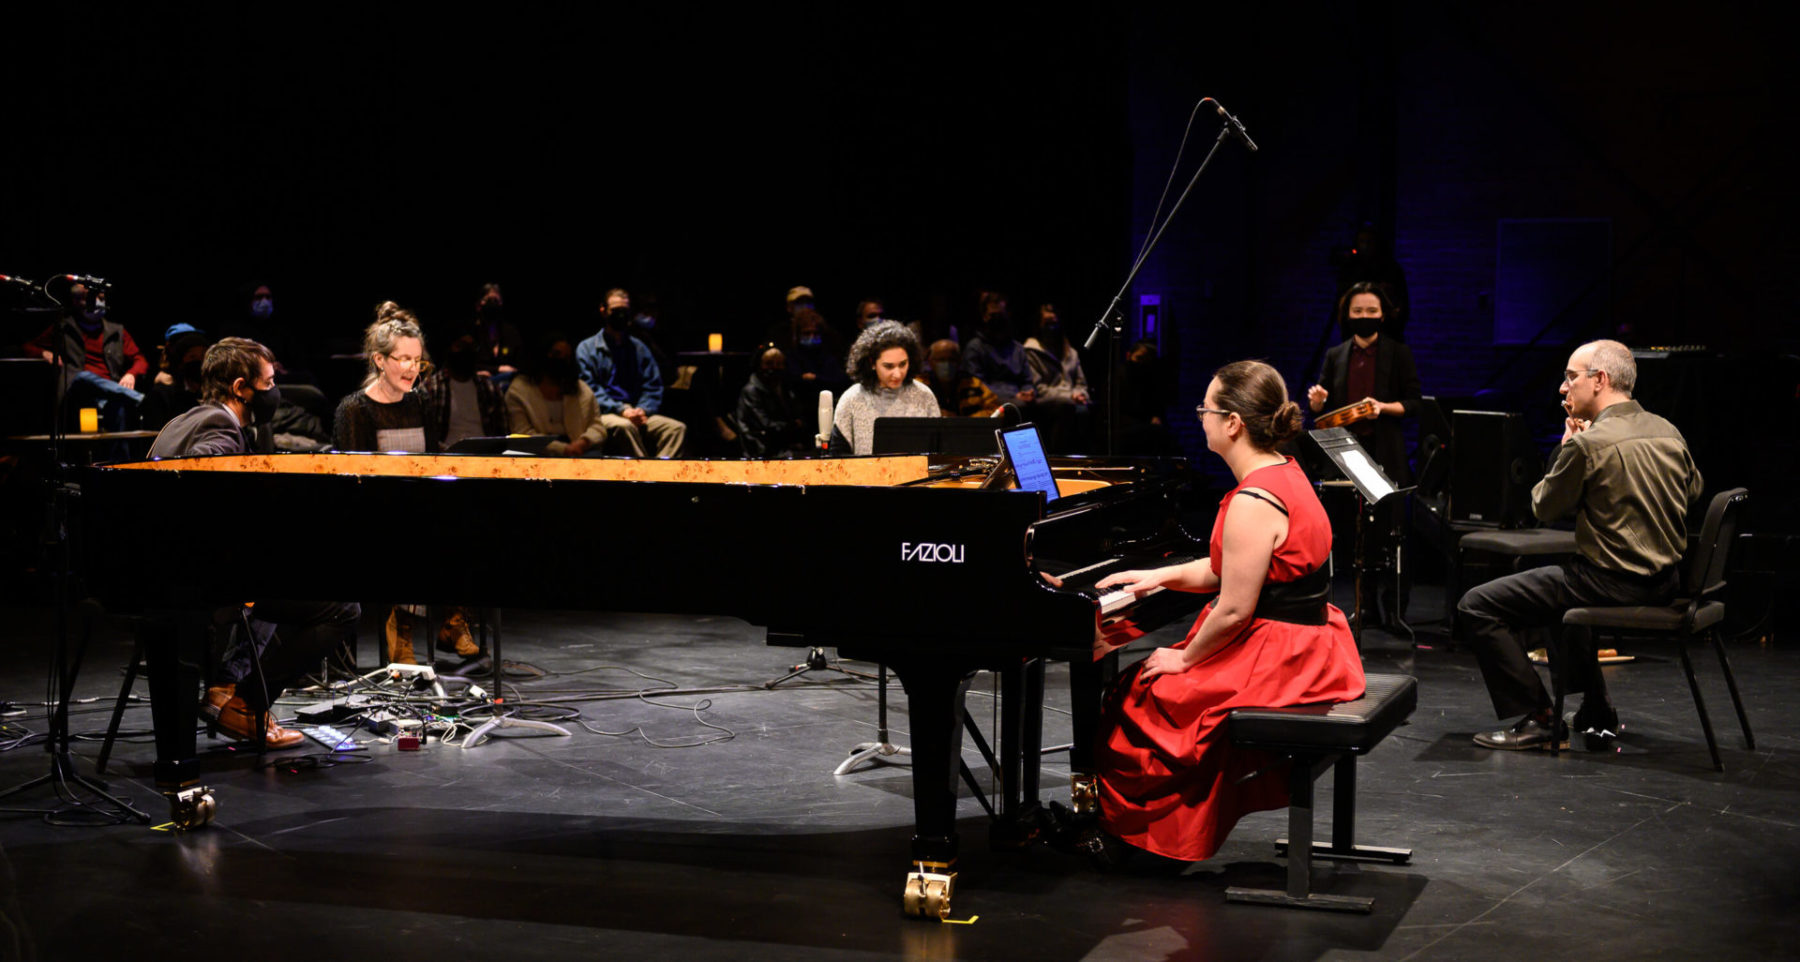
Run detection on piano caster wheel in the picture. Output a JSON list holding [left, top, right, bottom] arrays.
[[166, 786, 216, 830], [1069, 773, 1099, 817], [903, 864, 956, 920]]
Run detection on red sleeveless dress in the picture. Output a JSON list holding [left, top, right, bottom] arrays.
[[1095, 458, 1365, 861]]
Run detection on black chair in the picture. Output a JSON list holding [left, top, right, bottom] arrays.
[[98, 606, 273, 772], [1224, 673, 1417, 912], [1558, 488, 1754, 772]]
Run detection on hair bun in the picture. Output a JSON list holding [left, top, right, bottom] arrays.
[[1271, 399, 1304, 445]]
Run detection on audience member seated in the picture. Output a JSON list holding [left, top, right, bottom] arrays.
[[470, 282, 524, 388], [1118, 339, 1178, 455], [1022, 302, 1092, 451], [608, 286, 674, 377], [141, 324, 212, 431], [419, 333, 508, 449], [960, 291, 1080, 443], [147, 336, 359, 749], [737, 344, 811, 458], [219, 282, 313, 386], [575, 288, 686, 457], [852, 298, 887, 332], [505, 332, 607, 457], [332, 302, 432, 454], [24, 281, 146, 430], [920, 338, 962, 415], [219, 282, 336, 430], [778, 307, 851, 413], [830, 321, 939, 455], [764, 284, 818, 346]]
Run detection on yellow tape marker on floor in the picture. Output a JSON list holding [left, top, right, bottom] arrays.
[[943, 915, 979, 925]]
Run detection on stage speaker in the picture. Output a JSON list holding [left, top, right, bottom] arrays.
[[1449, 410, 1541, 528]]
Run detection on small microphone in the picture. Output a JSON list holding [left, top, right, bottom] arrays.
[[815, 389, 834, 452], [57, 273, 111, 289], [1, 274, 37, 289], [1211, 99, 1259, 152]]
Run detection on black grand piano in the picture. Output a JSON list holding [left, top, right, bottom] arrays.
[[81, 450, 1206, 917]]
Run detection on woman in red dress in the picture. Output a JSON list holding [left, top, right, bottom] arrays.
[[1088, 359, 1365, 862]]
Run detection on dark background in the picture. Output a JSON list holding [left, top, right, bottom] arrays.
[[4, 3, 1795, 517]]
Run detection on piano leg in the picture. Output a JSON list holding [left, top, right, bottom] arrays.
[[142, 612, 214, 829], [992, 658, 1046, 848], [1065, 653, 1111, 816], [881, 657, 975, 920]]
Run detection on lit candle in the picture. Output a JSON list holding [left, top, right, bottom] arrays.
[[708, 333, 723, 353], [78, 407, 99, 433]]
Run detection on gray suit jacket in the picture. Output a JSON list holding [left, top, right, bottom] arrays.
[[148, 402, 249, 459]]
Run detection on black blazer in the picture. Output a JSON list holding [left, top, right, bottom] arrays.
[[1316, 336, 1422, 484]]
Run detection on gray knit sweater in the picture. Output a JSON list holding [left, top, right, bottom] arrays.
[[832, 380, 940, 455]]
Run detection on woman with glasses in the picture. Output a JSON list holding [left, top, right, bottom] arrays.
[[1066, 360, 1366, 865], [332, 301, 431, 454], [331, 302, 481, 666]]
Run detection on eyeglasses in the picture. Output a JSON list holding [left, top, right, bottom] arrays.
[[384, 354, 423, 368], [1195, 406, 1234, 420], [1562, 368, 1599, 384]]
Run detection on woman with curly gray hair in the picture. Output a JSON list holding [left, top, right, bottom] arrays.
[[829, 320, 939, 454]]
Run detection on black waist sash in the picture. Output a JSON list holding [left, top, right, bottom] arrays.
[[1250, 563, 1331, 626]]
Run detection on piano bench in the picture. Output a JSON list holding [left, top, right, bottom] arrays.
[[1223, 672, 1417, 913]]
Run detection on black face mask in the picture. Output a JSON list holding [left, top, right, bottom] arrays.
[[479, 302, 504, 323], [447, 350, 478, 380], [606, 307, 632, 329], [1350, 316, 1381, 338], [179, 359, 204, 384], [544, 356, 578, 388], [249, 383, 281, 424]]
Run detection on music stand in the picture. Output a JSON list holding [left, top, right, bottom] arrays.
[[444, 435, 557, 456], [870, 416, 1008, 457], [1307, 428, 1410, 649]]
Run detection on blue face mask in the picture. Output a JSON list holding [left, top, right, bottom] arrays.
[[798, 334, 823, 348], [250, 297, 274, 319]]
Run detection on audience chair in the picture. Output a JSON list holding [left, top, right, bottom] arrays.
[[1557, 488, 1753, 772]]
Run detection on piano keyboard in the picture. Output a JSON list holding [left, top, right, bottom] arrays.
[[1099, 584, 1165, 616], [1040, 553, 1197, 617]]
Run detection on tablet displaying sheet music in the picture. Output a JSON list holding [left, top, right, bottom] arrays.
[[997, 423, 1059, 503]]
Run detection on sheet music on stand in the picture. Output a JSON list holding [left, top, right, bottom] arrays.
[[1307, 428, 1403, 505], [1307, 427, 1412, 649]]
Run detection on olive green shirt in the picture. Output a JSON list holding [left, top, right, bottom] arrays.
[[1531, 400, 1703, 578]]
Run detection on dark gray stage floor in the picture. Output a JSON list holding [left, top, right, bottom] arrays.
[[0, 588, 1793, 962]]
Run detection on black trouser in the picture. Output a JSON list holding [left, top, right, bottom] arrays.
[[222, 600, 361, 712], [1458, 557, 1677, 719]]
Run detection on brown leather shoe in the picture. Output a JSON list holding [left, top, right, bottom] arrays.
[[437, 610, 480, 657], [201, 684, 236, 721], [385, 608, 417, 665], [213, 695, 304, 750]]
